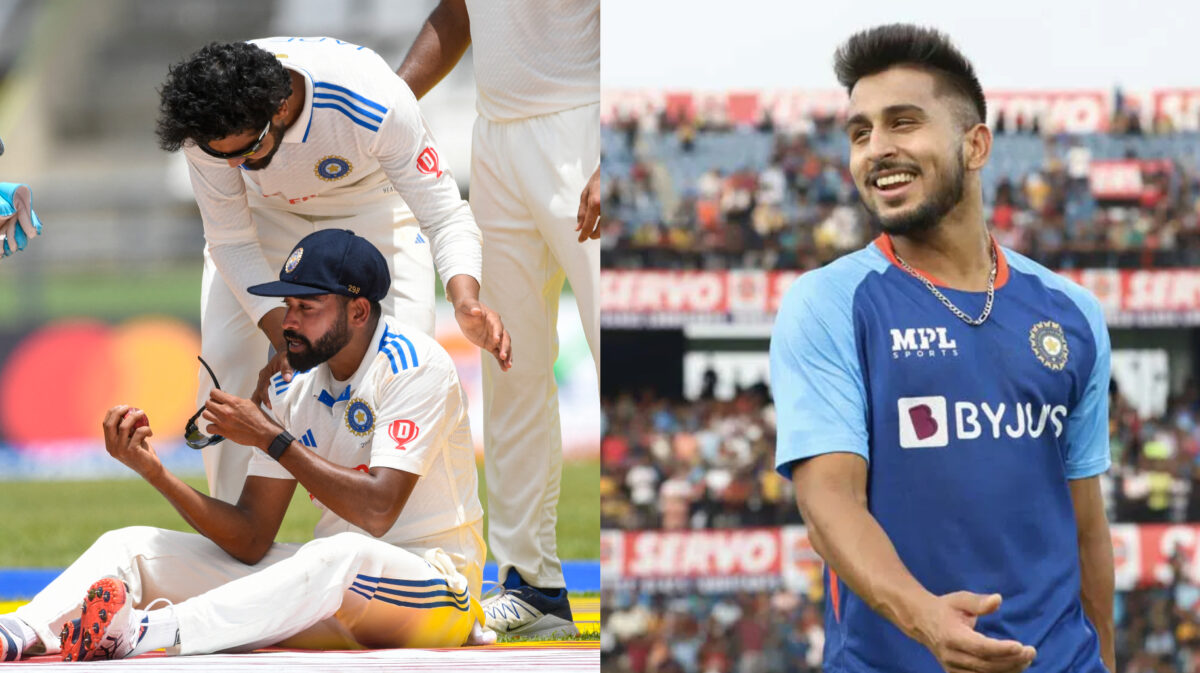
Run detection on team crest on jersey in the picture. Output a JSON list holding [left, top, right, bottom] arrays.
[[315, 155, 353, 181], [345, 398, 375, 436], [1029, 320, 1069, 371], [284, 248, 303, 273]]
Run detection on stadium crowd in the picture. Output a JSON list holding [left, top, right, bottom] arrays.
[[601, 375, 1200, 671], [601, 117, 1200, 272], [601, 585, 1200, 673]]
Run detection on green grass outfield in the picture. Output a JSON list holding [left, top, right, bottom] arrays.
[[0, 459, 598, 567]]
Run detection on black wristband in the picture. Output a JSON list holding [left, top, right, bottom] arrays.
[[268, 430, 294, 461]]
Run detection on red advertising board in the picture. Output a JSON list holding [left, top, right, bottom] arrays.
[[604, 88, 1200, 134], [604, 525, 1200, 595], [602, 269, 1200, 328]]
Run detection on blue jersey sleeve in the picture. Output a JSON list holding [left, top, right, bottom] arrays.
[[771, 269, 870, 479], [1062, 287, 1112, 479]]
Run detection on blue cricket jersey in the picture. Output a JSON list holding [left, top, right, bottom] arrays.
[[771, 235, 1110, 672]]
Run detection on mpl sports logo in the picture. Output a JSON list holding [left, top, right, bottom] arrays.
[[897, 396, 1068, 448], [890, 327, 958, 359]]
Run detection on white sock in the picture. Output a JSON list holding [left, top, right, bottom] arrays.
[[127, 607, 180, 656]]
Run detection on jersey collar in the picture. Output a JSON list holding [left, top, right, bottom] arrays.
[[280, 64, 315, 145], [311, 317, 393, 406], [873, 233, 1010, 290]]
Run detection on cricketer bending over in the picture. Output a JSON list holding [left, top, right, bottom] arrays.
[[0, 229, 489, 662]]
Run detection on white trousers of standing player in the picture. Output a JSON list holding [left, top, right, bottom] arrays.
[[12, 526, 484, 654], [199, 197, 435, 503], [472, 102, 600, 589]]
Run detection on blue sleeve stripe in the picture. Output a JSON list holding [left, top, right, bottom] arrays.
[[381, 346, 400, 374], [312, 92, 385, 123], [392, 334, 419, 368], [347, 586, 372, 601], [313, 82, 388, 113], [312, 103, 380, 132]]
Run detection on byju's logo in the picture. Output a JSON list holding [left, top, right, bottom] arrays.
[[898, 395, 1069, 449], [898, 397, 949, 448], [890, 327, 958, 359]]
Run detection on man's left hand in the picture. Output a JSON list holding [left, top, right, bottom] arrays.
[[455, 296, 513, 371], [203, 388, 283, 451], [576, 166, 601, 242]]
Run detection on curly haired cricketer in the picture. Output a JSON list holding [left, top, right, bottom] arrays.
[[396, 0, 599, 637], [0, 230, 490, 661], [156, 38, 511, 505], [771, 25, 1114, 673]]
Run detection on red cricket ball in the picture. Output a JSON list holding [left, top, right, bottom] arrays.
[[124, 408, 150, 430]]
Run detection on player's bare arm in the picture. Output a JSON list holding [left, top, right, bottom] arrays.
[[395, 0, 471, 100], [1070, 477, 1116, 672], [446, 273, 512, 371], [101, 404, 295, 564], [576, 166, 601, 242], [201, 388, 419, 537], [792, 453, 1036, 673]]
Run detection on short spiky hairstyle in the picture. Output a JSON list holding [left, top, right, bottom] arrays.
[[834, 24, 986, 126], [156, 42, 292, 152]]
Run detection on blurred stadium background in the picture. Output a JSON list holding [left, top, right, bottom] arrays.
[[0, 0, 598, 606], [599, 86, 1200, 671]]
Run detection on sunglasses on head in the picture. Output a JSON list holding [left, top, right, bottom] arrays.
[[198, 120, 271, 160], [185, 356, 225, 450]]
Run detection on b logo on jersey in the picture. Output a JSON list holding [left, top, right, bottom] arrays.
[[388, 419, 419, 450], [898, 396, 949, 448], [898, 395, 1069, 448], [315, 155, 353, 181], [416, 147, 443, 178], [284, 248, 303, 273], [345, 398, 374, 436], [1030, 321, 1068, 371]]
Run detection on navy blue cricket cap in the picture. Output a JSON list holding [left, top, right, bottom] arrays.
[[247, 229, 390, 302]]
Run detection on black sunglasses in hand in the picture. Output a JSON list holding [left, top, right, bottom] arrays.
[[185, 356, 225, 450]]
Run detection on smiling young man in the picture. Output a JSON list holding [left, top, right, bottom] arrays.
[[156, 38, 510, 507], [771, 25, 1114, 673], [0, 229, 490, 661]]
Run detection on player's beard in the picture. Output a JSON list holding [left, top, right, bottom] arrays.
[[283, 305, 351, 372], [865, 152, 965, 236], [242, 122, 288, 171]]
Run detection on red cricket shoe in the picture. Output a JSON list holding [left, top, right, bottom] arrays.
[[61, 577, 137, 661]]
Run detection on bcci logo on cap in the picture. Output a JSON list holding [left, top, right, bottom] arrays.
[[315, 155, 353, 181], [345, 398, 374, 436], [1029, 320, 1068, 371], [284, 248, 303, 273]]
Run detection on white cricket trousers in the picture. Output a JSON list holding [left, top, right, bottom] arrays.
[[200, 197, 435, 503], [13, 527, 483, 654], [471, 103, 600, 589]]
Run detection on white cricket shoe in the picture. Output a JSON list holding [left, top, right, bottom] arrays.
[[482, 585, 580, 638]]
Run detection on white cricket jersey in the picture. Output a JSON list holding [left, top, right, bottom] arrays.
[[183, 36, 481, 325], [249, 316, 483, 547], [465, 0, 600, 122]]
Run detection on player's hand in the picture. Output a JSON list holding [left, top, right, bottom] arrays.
[[202, 388, 282, 451], [454, 296, 513, 371], [575, 166, 601, 242], [101, 405, 159, 479], [917, 592, 1036, 673], [251, 349, 294, 409]]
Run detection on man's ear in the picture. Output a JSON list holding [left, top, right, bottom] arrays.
[[963, 122, 992, 172]]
